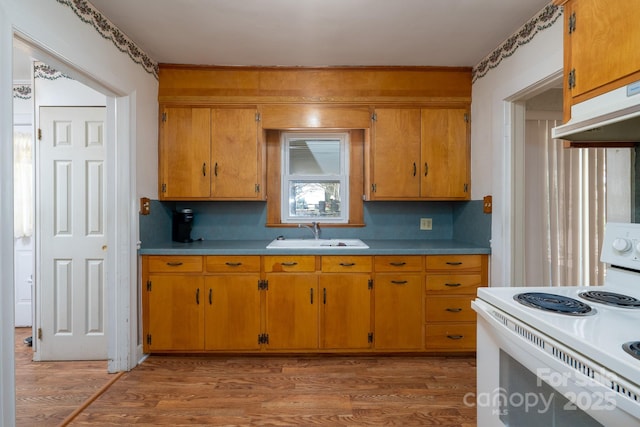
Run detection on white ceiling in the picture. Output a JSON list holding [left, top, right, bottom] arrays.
[[86, 0, 551, 68]]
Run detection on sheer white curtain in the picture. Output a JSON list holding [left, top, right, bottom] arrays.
[[525, 119, 606, 287], [14, 129, 33, 238]]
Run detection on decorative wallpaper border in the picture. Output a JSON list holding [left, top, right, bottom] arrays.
[[13, 85, 32, 100], [55, 0, 159, 79], [34, 63, 71, 81], [472, 3, 562, 83]]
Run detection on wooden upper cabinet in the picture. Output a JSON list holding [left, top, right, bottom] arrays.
[[369, 107, 470, 200], [370, 108, 422, 199], [210, 108, 262, 199], [420, 108, 470, 199], [159, 106, 263, 200], [159, 107, 211, 199], [559, 0, 640, 116]]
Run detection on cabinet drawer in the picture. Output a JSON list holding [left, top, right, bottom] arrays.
[[263, 256, 316, 272], [425, 274, 482, 294], [205, 256, 260, 273], [425, 323, 476, 351], [322, 256, 372, 272], [426, 296, 476, 322], [147, 256, 203, 273], [374, 255, 423, 272], [426, 255, 482, 272]]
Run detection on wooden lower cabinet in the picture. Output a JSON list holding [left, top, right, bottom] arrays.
[[264, 273, 319, 350], [146, 274, 205, 351], [142, 253, 487, 354], [319, 274, 372, 349], [204, 275, 261, 350]]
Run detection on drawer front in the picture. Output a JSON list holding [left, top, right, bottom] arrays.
[[374, 255, 423, 272], [147, 256, 203, 273], [425, 323, 476, 351], [321, 256, 372, 272], [263, 256, 316, 272], [426, 296, 476, 322], [205, 256, 260, 273], [426, 255, 482, 272], [425, 274, 483, 294]]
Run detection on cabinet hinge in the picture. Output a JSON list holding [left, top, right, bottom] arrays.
[[161, 183, 167, 193], [371, 183, 377, 193], [371, 112, 377, 121], [255, 112, 261, 122], [37, 328, 42, 340], [568, 69, 576, 90], [161, 112, 167, 123], [255, 184, 260, 193], [147, 280, 152, 291], [258, 333, 269, 344], [368, 332, 374, 343], [463, 113, 469, 123], [568, 12, 576, 34], [368, 279, 373, 290], [37, 128, 42, 140], [258, 279, 268, 290], [146, 334, 152, 345]]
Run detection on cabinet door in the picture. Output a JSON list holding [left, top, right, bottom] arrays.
[[204, 275, 261, 350], [319, 274, 372, 349], [370, 108, 421, 199], [420, 108, 469, 199], [147, 275, 204, 351], [211, 108, 262, 199], [374, 274, 424, 350], [568, 0, 640, 100], [159, 107, 211, 199], [265, 274, 319, 350]]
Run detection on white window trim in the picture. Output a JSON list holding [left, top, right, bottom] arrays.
[[280, 132, 349, 224]]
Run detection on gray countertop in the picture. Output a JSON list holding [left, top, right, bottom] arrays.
[[139, 239, 491, 255]]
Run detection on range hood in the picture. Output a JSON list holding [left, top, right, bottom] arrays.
[[552, 81, 640, 143]]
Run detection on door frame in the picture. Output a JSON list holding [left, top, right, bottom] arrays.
[[23, 35, 137, 372]]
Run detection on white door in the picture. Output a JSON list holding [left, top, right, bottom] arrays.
[[37, 106, 107, 360]]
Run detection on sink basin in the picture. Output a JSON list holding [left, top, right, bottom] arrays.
[[266, 238, 369, 249]]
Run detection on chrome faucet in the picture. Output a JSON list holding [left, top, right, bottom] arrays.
[[299, 222, 321, 240]]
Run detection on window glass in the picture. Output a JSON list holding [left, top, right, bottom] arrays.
[[281, 133, 349, 223]]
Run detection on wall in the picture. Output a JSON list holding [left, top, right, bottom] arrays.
[[471, 10, 564, 286]]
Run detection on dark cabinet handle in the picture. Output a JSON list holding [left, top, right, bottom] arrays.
[[424, 162, 428, 176], [310, 288, 314, 304], [412, 162, 416, 177], [281, 262, 298, 267], [444, 283, 462, 287], [225, 262, 242, 267], [339, 262, 355, 267], [446, 308, 463, 313], [196, 288, 200, 305], [447, 335, 464, 340], [202, 162, 206, 176], [214, 162, 218, 176], [323, 288, 327, 304], [446, 262, 463, 266], [209, 288, 212, 305], [390, 262, 406, 267], [166, 262, 183, 266], [391, 280, 408, 285]]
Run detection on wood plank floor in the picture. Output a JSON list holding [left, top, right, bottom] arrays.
[[16, 328, 478, 426]]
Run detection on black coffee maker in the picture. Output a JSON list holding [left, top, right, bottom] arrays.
[[172, 208, 194, 243]]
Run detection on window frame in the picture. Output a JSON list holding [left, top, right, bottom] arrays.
[[280, 132, 350, 224]]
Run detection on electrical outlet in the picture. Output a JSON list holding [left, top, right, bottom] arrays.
[[420, 218, 432, 230]]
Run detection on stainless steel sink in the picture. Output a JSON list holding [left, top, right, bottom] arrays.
[[266, 238, 369, 249]]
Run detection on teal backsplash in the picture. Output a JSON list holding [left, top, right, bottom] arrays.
[[139, 200, 491, 247]]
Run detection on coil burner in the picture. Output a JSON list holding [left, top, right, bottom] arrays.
[[514, 292, 595, 316]]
